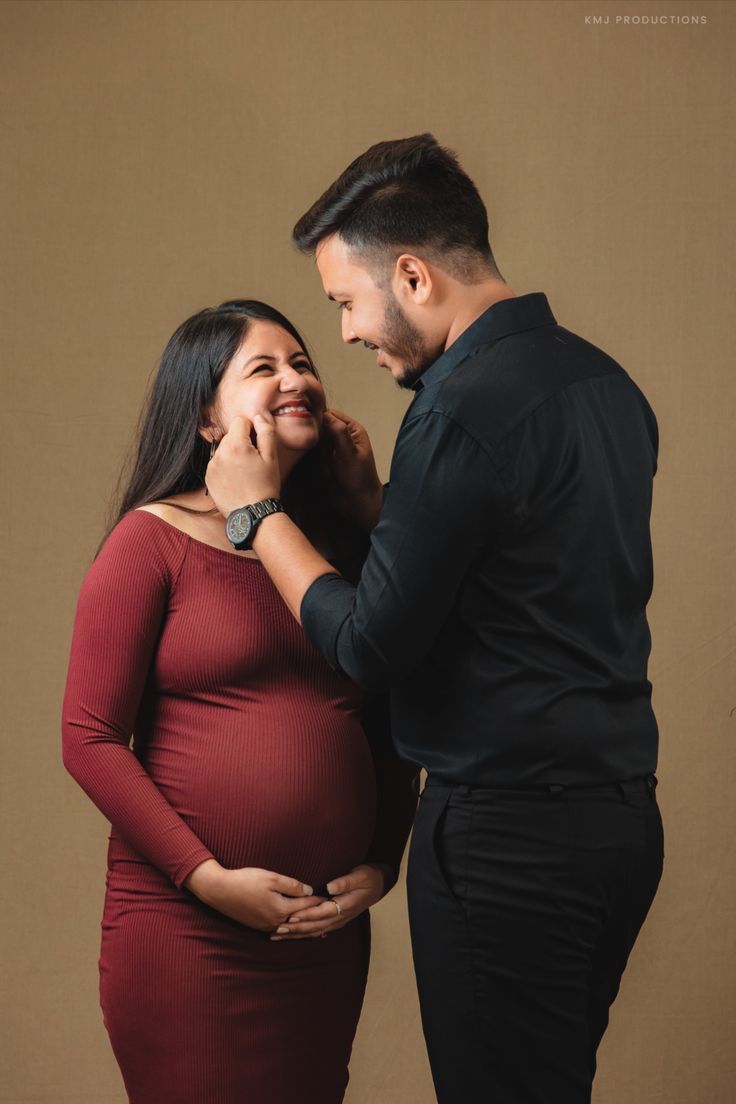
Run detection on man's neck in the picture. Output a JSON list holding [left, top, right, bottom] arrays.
[[444, 282, 517, 350]]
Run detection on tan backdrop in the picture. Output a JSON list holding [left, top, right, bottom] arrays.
[[1, 1, 734, 1101]]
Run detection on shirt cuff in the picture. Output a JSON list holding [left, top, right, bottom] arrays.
[[300, 572, 357, 673]]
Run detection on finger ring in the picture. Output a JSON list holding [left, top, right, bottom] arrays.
[[333, 899, 342, 917]]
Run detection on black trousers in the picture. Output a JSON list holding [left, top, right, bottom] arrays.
[[407, 775, 664, 1104]]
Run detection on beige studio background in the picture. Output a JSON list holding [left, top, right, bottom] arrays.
[[1, 0, 734, 1101]]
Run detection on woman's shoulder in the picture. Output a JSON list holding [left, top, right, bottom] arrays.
[[115, 502, 189, 536], [135, 502, 176, 519], [71, 508, 191, 618], [96, 506, 190, 575], [133, 500, 192, 531], [134, 496, 225, 542]]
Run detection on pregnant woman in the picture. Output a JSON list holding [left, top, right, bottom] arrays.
[[61, 299, 417, 1104]]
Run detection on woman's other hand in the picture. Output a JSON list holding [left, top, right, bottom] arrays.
[[184, 859, 321, 931], [321, 409, 382, 531], [270, 863, 388, 941]]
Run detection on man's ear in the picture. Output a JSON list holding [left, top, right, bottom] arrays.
[[394, 253, 432, 306]]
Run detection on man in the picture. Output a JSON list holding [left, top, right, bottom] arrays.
[[206, 133, 664, 1103]]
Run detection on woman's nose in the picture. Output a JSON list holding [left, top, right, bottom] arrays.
[[278, 364, 306, 390]]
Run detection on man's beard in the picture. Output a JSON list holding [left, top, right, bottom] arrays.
[[380, 291, 441, 389]]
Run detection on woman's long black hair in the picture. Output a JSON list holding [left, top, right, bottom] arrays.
[[98, 299, 366, 576]]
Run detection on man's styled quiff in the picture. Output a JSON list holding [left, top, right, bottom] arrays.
[[292, 133, 501, 284]]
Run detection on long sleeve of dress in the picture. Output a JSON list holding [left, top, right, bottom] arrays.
[[360, 693, 419, 881], [61, 513, 215, 888]]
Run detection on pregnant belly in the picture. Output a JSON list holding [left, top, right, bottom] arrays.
[[136, 708, 377, 887]]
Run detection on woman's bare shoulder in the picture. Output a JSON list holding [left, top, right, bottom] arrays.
[[133, 497, 207, 536], [135, 501, 181, 521]]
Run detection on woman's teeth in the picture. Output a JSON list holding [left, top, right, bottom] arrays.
[[274, 405, 311, 417]]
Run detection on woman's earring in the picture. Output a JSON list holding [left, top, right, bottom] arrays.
[[204, 438, 217, 497]]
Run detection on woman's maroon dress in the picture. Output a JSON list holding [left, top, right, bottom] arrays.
[[61, 510, 416, 1104]]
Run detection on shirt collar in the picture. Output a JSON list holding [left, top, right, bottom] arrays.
[[412, 292, 557, 392]]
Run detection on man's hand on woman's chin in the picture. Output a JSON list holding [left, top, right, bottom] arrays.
[[205, 413, 282, 517], [321, 409, 383, 532]]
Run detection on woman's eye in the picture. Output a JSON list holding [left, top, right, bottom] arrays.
[[249, 361, 313, 375], [337, 302, 351, 312]]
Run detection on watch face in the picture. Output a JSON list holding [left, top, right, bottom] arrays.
[[226, 508, 254, 546]]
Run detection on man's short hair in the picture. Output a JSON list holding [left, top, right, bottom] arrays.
[[292, 133, 500, 283]]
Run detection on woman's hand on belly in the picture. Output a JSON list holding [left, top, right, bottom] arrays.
[[269, 864, 387, 941], [183, 859, 323, 932]]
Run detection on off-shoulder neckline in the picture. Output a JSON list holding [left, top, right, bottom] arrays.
[[130, 507, 265, 565]]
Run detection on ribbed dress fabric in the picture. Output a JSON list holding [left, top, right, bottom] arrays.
[[61, 509, 414, 1104]]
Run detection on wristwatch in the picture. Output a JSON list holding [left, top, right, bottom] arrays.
[[225, 498, 284, 550]]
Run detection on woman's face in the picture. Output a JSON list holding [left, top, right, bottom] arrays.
[[204, 319, 326, 463]]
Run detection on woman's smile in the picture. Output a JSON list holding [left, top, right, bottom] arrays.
[[272, 399, 314, 418]]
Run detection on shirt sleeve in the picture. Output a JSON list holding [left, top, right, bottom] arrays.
[[61, 514, 215, 888], [301, 409, 510, 691]]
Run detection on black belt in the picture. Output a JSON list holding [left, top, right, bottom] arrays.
[[423, 773, 658, 801]]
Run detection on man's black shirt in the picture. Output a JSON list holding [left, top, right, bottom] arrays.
[[301, 293, 659, 786]]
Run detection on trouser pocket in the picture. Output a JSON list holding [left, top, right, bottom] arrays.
[[410, 784, 471, 914]]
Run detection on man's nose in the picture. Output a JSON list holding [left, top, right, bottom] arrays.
[[341, 312, 359, 344]]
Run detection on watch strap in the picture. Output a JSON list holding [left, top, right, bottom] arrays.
[[247, 497, 284, 521]]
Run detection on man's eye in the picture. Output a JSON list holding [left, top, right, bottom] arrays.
[[337, 302, 351, 312]]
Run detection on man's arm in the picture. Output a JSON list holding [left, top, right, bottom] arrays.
[[245, 509, 341, 621], [299, 410, 508, 688], [202, 411, 346, 617], [205, 409, 509, 691]]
